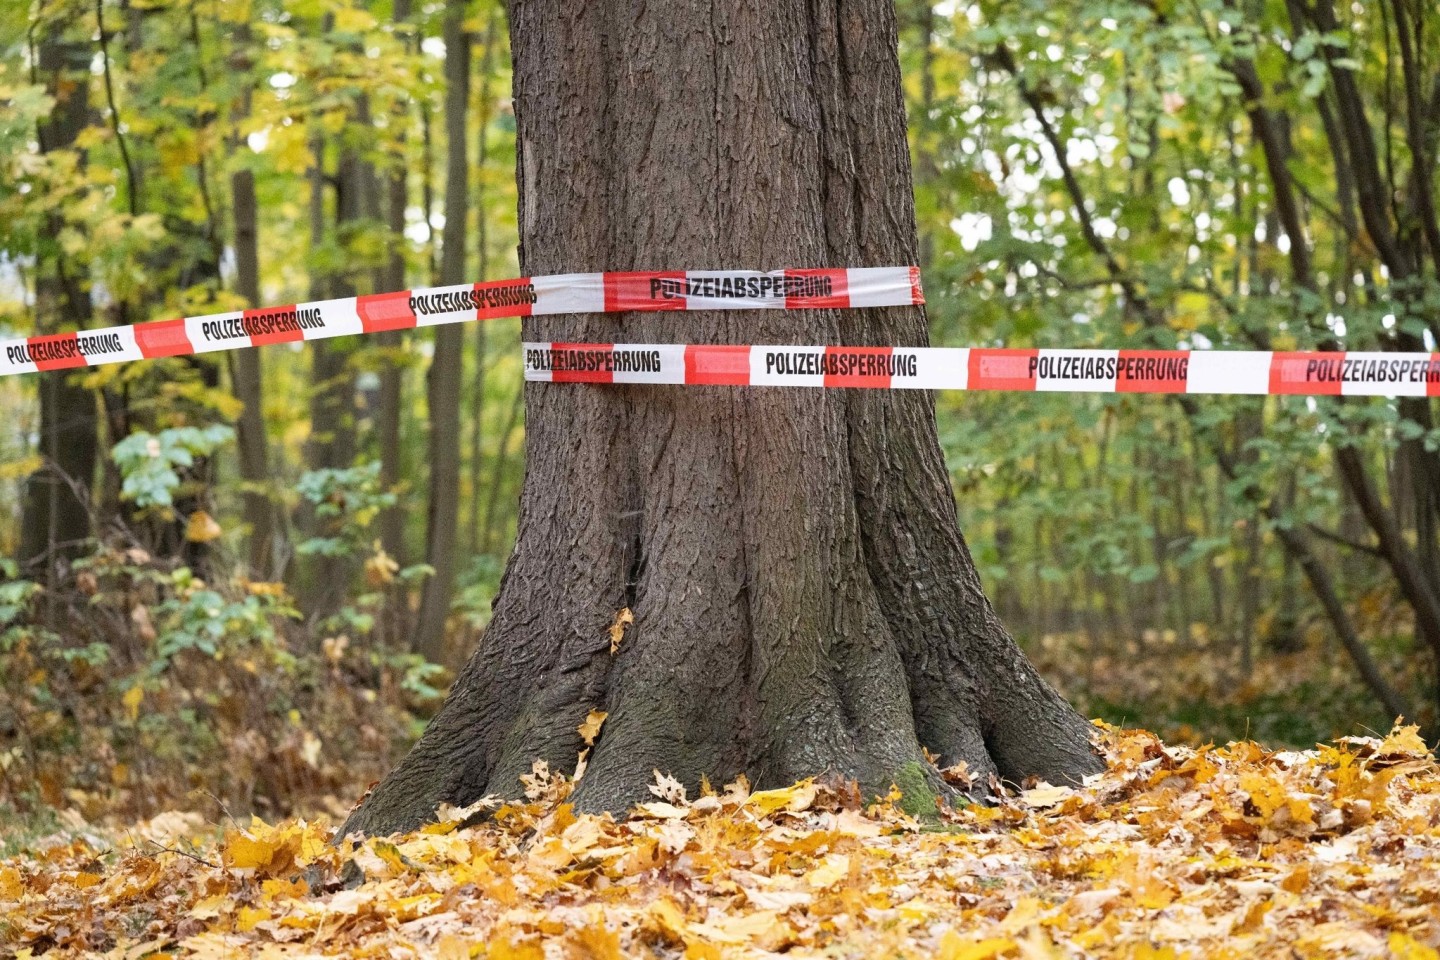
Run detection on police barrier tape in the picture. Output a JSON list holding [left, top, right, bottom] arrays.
[[0, 267, 922, 378], [522, 343, 1440, 397]]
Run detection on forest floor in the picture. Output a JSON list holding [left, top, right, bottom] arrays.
[[4, 722, 1439, 959]]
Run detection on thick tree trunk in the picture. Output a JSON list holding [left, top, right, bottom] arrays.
[[343, 0, 1100, 837], [413, 0, 470, 663]]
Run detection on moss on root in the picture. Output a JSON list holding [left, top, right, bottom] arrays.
[[892, 761, 939, 819]]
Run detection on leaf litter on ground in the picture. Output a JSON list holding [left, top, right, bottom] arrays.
[[3, 722, 1440, 958]]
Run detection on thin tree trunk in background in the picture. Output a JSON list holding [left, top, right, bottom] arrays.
[[914, 0, 937, 273], [1187, 427, 1227, 634], [229, 22, 278, 577], [377, 0, 414, 566], [414, 0, 470, 663], [1170, 425, 1194, 644], [19, 33, 98, 586], [468, 15, 499, 558], [303, 118, 360, 614], [421, 102, 437, 283]]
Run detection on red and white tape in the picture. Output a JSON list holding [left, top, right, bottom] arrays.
[[523, 343, 1440, 397], [7, 264, 1428, 398], [0, 267, 922, 378]]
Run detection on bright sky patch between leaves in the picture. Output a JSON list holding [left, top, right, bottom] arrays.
[[3, 723, 1439, 959]]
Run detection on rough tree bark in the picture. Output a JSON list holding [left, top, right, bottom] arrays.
[[342, 0, 1100, 836]]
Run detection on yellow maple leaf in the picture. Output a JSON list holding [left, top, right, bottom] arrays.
[[568, 921, 624, 960], [645, 898, 690, 943], [0, 865, 22, 899], [1378, 724, 1431, 760], [223, 831, 279, 871], [577, 709, 608, 746], [747, 779, 818, 816], [803, 853, 850, 890], [1239, 771, 1287, 821], [1390, 932, 1440, 960], [937, 931, 1018, 960], [235, 905, 269, 932]]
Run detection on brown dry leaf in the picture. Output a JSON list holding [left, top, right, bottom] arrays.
[[577, 709, 608, 746], [939, 759, 975, 789], [607, 607, 634, 654]]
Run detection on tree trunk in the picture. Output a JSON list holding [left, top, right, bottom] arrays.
[[376, 0, 414, 566], [467, 13, 499, 558], [19, 34, 98, 582], [231, 164, 278, 578], [413, 0, 470, 663], [342, 0, 1100, 837], [302, 119, 360, 614]]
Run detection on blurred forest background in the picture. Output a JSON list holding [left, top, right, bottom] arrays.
[[2, 0, 1440, 835]]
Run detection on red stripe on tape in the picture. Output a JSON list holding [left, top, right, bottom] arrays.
[[1117, 350, 1190, 393], [784, 269, 849, 310], [824, 346, 894, 388], [357, 291, 417, 333], [604, 272, 685, 313], [27, 333, 87, 371], [242, 305, 303, 346], [476, 278, 535, 319], [1430, 354, 1440, 398], [685, 345, 751, 385], [550, 342, 616, 383], [1270, 351, 1343, 396], [969, 349, 1038, 391], [909, 266, 925, 305], [134, 319, 193, 358]]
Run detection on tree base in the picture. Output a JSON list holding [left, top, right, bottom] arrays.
[[341, 386, 1102, 838]]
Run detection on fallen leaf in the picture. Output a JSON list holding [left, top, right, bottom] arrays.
[[650, 769, 687, 804], [1019, 783, 1075, 808], [608, 607, 634, 654], [577, 710, 608, 746]]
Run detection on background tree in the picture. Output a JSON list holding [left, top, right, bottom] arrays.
[[413, 0, 470, 664], [17, 15, 98, 586]]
